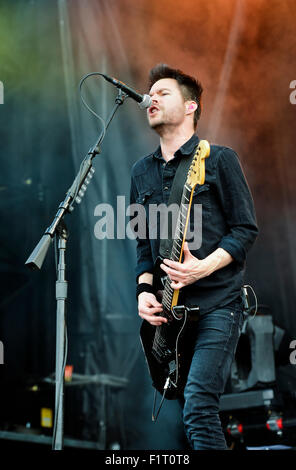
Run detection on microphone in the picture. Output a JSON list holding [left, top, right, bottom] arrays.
[[101, 74, 152, 109]]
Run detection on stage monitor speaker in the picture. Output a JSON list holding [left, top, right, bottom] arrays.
[[230, 315, 276, 392]]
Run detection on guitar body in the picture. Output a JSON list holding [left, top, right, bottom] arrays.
[[140, 305, 198, 399]]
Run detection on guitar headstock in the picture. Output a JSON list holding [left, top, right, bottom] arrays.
[[186, 140, 210, 189]]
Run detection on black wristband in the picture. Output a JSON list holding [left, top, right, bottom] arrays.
[[136, 283, 155, 299]]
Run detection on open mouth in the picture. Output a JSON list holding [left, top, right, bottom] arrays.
[[148, 105, 159, 115]]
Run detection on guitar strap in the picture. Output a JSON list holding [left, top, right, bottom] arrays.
[[158, 144, 200, 260]]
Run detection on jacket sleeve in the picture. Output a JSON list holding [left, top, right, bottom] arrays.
[[130, 173, 154, 280], [215, 147, 259, 265]]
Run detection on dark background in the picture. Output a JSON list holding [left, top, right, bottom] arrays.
[[0, 0, 296, 450]]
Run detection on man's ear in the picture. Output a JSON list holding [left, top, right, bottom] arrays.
[[185, 101, 198, 114]]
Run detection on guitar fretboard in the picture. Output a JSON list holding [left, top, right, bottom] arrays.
[[161, 183, 193, 312]]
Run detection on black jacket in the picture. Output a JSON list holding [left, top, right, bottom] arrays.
[[130, 134, 258, 314]]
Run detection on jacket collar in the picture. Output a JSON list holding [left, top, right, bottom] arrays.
[[153, 133, 200, 160]]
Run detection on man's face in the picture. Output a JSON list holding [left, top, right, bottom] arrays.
[[147, 78, 186, 131]]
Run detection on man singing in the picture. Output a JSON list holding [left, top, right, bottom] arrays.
[[130, 64, 258, 450]]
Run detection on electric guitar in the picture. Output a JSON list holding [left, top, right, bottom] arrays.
[[140, 140, 210, 402]]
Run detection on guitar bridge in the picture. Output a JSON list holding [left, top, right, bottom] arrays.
[[152, 344, 173, 364], [168, 360, 176, 374]]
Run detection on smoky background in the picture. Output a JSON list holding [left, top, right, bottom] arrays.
[[0, 0, 295, 450]]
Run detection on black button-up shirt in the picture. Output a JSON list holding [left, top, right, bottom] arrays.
[[130, 134, 258, 314]]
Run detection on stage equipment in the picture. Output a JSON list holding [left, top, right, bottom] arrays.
[[229, 314, 276, 393], [25, 74, 137, 450]]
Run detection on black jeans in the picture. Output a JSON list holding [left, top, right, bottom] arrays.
[[183, 303, 244, 450]]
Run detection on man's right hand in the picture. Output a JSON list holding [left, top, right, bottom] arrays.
[[138, 292, 167, 326]]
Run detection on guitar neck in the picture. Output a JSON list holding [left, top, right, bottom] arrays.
[[161, 183, 194, 312]]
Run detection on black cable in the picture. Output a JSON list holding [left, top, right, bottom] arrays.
[[78, 72, 107, 140], [68, 73, 108, 210], [152, 386, 168, 422]]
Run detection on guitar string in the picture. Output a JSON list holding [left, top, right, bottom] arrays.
[[161, 191, 190, 312], [151, 148, 206, 382], [153, 188, 192, 352]]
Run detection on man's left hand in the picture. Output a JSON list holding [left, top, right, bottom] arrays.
[[160, 242, 208, 289], [160, 242, 229, 290]]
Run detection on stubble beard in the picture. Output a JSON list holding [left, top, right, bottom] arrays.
[[150, 120, 165, 135], [148, 111, 169, 136]]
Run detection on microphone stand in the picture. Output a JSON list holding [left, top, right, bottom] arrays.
[[25, 89, 127, 450]]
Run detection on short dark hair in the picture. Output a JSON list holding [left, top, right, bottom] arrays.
[[148, 63, 203, 128]]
